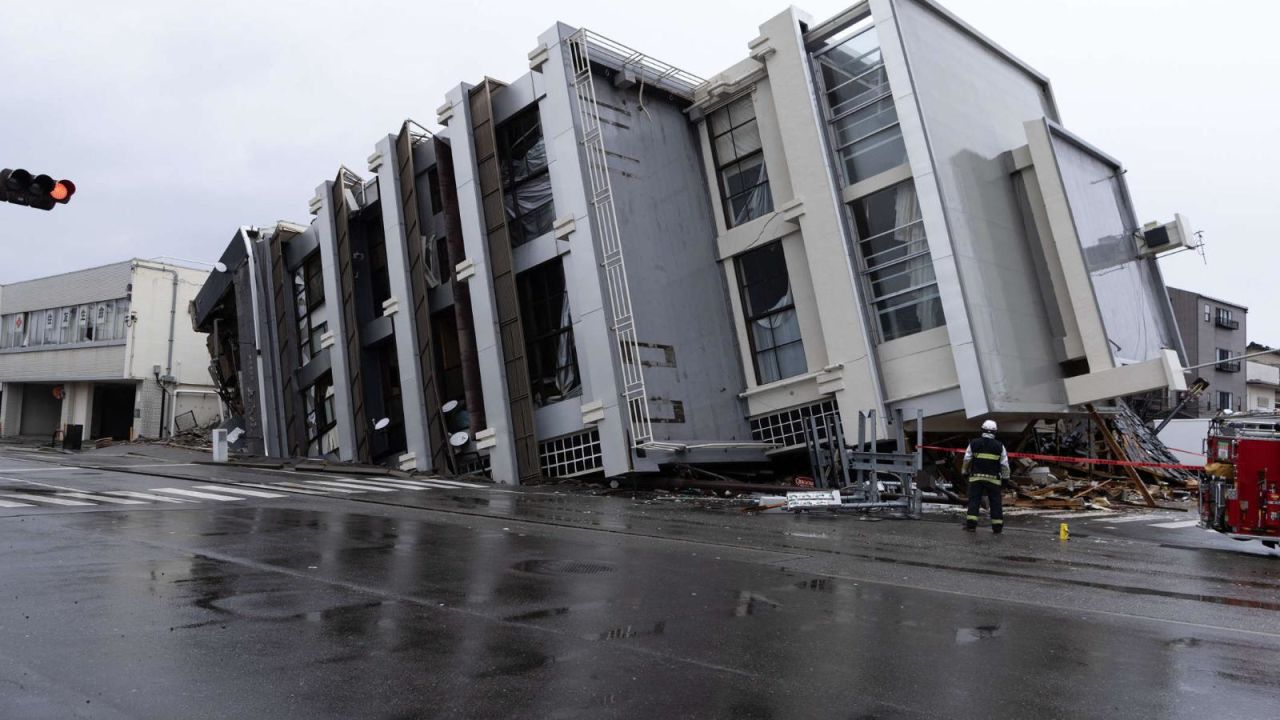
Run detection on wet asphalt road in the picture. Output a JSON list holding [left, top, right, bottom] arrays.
[[1, 446, 1279, 719]]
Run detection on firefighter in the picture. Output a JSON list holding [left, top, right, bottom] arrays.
[[962, 419, 1010, 533]]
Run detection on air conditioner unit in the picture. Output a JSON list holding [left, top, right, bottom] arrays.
[[1138, 213, 1194, 257]]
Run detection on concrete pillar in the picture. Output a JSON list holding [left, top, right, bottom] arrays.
[[313, 181, 359, 462], [0, 383, 21, 438]]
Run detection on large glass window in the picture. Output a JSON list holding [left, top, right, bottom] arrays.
[[497, 107, 555, 246], [294, 253, 326, 363], [709, 95, 774, 228], [304, 373, 340, 457], [849, 182, 944, 342], [814, 23, 907, 185], [736, 242, 806, 385], [0, 298, 130, 350], [517, 259, 580, 406]]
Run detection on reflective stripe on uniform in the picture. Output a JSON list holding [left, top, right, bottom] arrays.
[[991, 518, 1004, 524], [971, 474, 1002, 484], [974, 453, 1002, 461], [966, 515, 979, 521]]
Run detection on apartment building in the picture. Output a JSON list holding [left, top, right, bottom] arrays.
[[691, 0, 1185, 442], [195, 0, 1188, 483], [1167, 287, 1247, 415], [0, 261, 218, 442], [1244, 342, 1280, 412]]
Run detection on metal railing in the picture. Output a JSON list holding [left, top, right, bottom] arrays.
[[1215, 315, 1240, 330], [1216, 360, 1242, 373], [566, 29, 653, 446]]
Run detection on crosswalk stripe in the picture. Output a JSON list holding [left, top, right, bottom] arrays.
[[1150, 519, 1200, 529], [149, 488, 244, 501], [0, 493, 95, 506], [195, 485, 288, 499], [239, 482, 330, 495], [56, 492, 148, 505], [104, 491, 196, 504], [1004, 509, 1063, 516], [0, 498, 34, 508], [1044, 511, 1117, 519], [414, 478, 488, 489], [270, 481, 358, 491], [302, 480, 395, 492], [349, 477, 440, 488], [328, 478, 428, 491]]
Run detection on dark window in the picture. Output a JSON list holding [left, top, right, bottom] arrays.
[[736, 242, 805, 385], [426, 165, 443, 216], [496, 107, 555, 246], [708, 95, 773, 228], [304, 373, 339, 457], [432, 310, 465, 407], [295, 253, 326, 362], [849, 181, 945, 342], [517, 259, 580, 406], [1218, 391, 1234, 412]]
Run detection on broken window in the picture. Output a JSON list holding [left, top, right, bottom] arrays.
[[432, 309, 465, 408], [294, 252, 326, 363], [497, 107, 556, 246], [304, 373, 340, 458], [709, 95, 774, 228], [736, 242, 806, 385], [814, 21, 907, 185], [849, 181, 945, 342], [517, 259, 580, 406]]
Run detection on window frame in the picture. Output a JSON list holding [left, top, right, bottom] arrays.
[[496, 106, 556, 247], [516, 259, 582, 407], [707, 95, 774, 229], [735, 241, 806, 385], [294, 252, 326, 363]]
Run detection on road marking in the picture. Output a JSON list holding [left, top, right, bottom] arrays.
[[1003, 509, 1064, 516], [194, 485, 288, 499], [236, 482, 330, 496], [0, 493, 95, 506], [55, 492, 148, 505], [0, 498, 34, 508], [270, 481, 358, 491], [149, 488, 245, 501], [414, 478, 489, 489], [328, 478, 429, 491], [302, 480, 396, 492], [1104, 514, 1176, 524], [1044, 511, 1117, 519], [104, 491, 195, 504], [1150, 519, 1201, 529]]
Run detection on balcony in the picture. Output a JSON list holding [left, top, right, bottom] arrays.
[[1215, 315, 1240, 330], [1217, 360, 1242, 373]]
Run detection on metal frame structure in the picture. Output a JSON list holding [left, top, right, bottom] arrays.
[[805, 408, 923, 517]]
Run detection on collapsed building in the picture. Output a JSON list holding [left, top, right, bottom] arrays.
[[193, 0, 1191, 484]]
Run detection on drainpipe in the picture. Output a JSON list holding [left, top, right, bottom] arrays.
[[435, 136, 485, 433]]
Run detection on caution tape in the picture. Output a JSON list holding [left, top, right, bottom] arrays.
[[920, 445, 1204, 472]]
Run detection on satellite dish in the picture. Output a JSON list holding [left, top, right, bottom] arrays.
[[213, 262, 228, 273], [449, 431, 470, 447], [442, 400, 459, 414], [373, 417, 391, 430]]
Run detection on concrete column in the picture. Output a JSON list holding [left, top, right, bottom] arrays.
[[537, 25, 632, 476], [313, 182, 359, 462], [443, 83, 519, 485], [374, 134, 432, 472], [0, 383, 22, 438]]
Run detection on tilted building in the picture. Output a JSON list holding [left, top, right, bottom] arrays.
[[194, 0, 1188, 483]]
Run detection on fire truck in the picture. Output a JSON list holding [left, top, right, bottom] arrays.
[[1199, 411, 1280, 549]]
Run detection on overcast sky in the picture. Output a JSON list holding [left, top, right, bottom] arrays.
[[2, 0, 1276, 343]]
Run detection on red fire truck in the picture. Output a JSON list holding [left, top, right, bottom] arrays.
[[1199, 412, 1280, 549]]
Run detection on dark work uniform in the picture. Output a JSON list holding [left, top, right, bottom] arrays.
[[963, 433, 1009, 532]]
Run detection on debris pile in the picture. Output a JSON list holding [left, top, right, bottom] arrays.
[[927, 402, 1200, 510]]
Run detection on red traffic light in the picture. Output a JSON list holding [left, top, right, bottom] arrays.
[[51, 180, 75, 203], [0, 168, 75, 210]]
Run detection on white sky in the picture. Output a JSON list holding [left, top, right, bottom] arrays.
[[2, 0, 1276, 343]]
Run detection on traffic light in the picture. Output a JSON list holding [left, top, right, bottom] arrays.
[[0, 168, 76, 210]]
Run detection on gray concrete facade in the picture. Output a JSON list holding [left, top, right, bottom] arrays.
[[1169, 287, 1247, 415]]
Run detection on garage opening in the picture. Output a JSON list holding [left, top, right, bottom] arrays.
[[92, 383, 136, 440], [20, 383, 63, 438]]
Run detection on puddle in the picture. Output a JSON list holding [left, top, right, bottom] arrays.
[[955, 624, 1003, 644]]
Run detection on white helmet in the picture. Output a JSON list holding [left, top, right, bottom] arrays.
[[981, 419, 998, 432]]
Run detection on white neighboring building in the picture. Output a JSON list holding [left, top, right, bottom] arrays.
[[0, 260, 219, 442]]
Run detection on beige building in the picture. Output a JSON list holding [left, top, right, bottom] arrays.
[[0, 260, 219, 442]]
